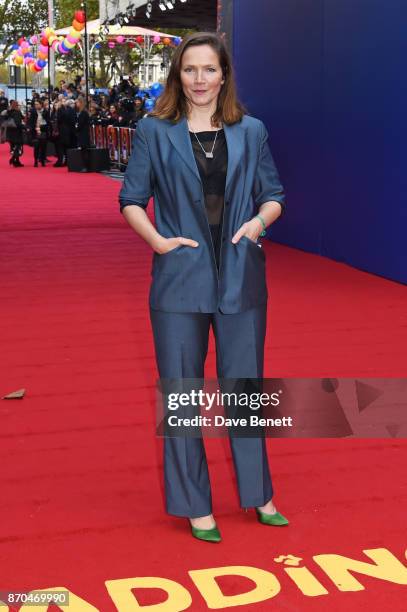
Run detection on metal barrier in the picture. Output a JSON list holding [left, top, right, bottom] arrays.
[[90, 125, 136, 169]]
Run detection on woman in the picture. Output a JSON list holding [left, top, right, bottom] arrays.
[[75, 96, 90, 172], [5, 100, 24, 167], [128, 96, 145, 128], [119, 32, 288, 542], [28, 99, 50, 167], [102, 104, 119, 127]]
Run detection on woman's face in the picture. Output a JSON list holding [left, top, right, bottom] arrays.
[[34, 101, 41, 110], [180, 44, 224, 112], [109, 105, 116, 114]]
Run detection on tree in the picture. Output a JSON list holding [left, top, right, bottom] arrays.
[[0, 0, 48, 63], [54, 0, 99, 29]]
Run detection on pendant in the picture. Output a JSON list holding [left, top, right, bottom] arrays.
[[205, 152, 214, 158]]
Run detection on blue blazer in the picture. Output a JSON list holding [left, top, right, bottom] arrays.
[[119, 114, 286, 314]]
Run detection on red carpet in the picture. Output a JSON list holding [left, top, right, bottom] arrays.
[[1, 144, 407, 611]]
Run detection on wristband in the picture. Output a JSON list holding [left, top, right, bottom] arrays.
[[254, 214, 267, 236]]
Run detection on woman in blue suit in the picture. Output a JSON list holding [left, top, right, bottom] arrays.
[[119, 31, 289, 542]]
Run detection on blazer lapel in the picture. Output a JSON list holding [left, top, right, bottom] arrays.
[[167, 116, 245, 197]]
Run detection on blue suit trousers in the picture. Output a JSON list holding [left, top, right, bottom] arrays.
[[149, 304, 274, 518]]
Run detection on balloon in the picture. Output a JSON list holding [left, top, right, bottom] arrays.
[[94, 43, 101, 49], [128, 42, 135, 48], [39, 44, 48, 54], [144, 98, 155, 111], [29, 63, 36, 73], [37, 59, 46, 68], [150, 82, 163, 97], [29, 35, 38, 44], [11, 44, 19, 50], [153, 35, 161, 44], [37, 51, 47, 60], [66, 35, 78, 44], [17, 37, 25, 45], [163, 37, 171, 45], [136, 35, 144, 44], [74, 10, 86, 23], [69, 28, 81, 38], [21, 41, 29, 49], [23, 56, 32, 65], [116, 35, 125, 43], [15, 55, 24, 65], [41, 36, 49, 46], [59, 43, 70, 54], [174, 37, 181, 45], [72, 19, 85, 31], [108, 41, 115, 48], [64, 39, 75, 49]]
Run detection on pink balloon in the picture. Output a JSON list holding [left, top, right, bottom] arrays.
[[39, 44, 48, 54], [66, 35, 78, 44], [116, 35, 125, 43], [21, 41, 30, 49], [108, 41, 115, 48], [30, 35, 38, 44], [153, 35, 161, 44]]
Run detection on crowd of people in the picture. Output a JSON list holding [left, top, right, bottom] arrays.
[[0, 74, 149, 168]]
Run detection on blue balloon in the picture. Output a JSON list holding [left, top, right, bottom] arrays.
[[12, 44, 19, 50], [150, 82, 163, 97], [144, 98, 155, 111], [174, 37, 181, 46], [37, 59, 46, 68]]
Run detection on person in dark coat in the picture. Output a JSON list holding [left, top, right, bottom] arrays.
[[5, 100, 24, 167], [28, 99, 50, 167], [51, 100, 76, 167], [0, 89, 9, 120], [75, 96, 90, 171]]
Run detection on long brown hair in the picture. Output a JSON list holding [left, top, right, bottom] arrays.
[[148, 31, 247, 126]]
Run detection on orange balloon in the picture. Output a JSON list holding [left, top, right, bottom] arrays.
[[37, 51, 47, 60], [72, 19, 85, 31]]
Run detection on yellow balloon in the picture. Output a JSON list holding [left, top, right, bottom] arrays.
[[64, 39, 75, 49], [15, 55, 24, 65], [69, 28, 81, 38]]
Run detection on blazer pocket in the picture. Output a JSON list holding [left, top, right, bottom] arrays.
[[157, 244, 184, 257], [239, 235, 266, 260]]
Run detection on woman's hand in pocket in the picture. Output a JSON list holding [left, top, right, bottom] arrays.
[[231, 219, 263, 244], [153, 236, 199, 255]]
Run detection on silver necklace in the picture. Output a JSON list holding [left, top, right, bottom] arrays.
[[188, 122, 221, 159]]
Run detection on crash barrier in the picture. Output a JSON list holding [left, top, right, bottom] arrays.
[[90, 125, 136, 169]]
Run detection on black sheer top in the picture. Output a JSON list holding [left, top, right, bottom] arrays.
[[189, 128, 228, 270]]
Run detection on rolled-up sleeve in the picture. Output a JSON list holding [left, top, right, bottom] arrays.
[[252, 120, 286, 217], [119, 118, 154, 213]]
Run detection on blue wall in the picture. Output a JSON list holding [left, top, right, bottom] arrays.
[[233, 0, 407, 284]]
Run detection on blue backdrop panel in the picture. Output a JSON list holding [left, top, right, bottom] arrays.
[[233, 0, 407, 284]]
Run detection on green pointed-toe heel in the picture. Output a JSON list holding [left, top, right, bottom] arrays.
[[190, 523, 222, 543], [255, 508, 289, 526]]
